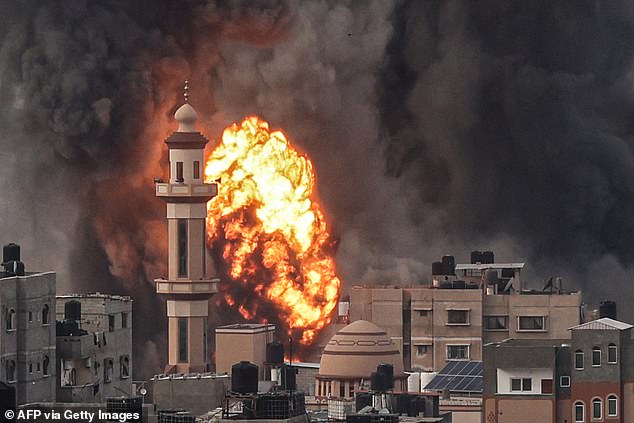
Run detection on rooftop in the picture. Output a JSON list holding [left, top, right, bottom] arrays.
[[57, 292, 132, 302], [455, 263, 525, 271], [569, 317, 633, 331]]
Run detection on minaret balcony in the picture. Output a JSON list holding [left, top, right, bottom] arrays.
[[156, 182, 217, 202], [155, 277, 219, 297]]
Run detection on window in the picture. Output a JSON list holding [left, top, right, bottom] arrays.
[[447, 310, 469, 325], [121, 313, 128, 329], [560, 376, 570, 387], [29, 362, 33, 373], [485, 316, 508, 330], [592, 346, 601, 366], [447, 345, 469, 360], [416, 345, 430, 355], [193, 161, 200, 179], [42, 304, 49, 325], [608, 344, 617, 364], [178, 219, 188, 277], [510, 378, 532, 392], [104, 359, 114, 383], [607, 395, 617, 417], [417, 310, 429, 317], [28, 311, 33, 322], [36, 362, 40, 372], [108, 314, 115, 332], [120, 355, 130, 379], [575, 401, 585, 423], [575, 350, 584, 370], [6, 308, 16, 331], [178, 318, 188, 362], [517, 316, 545, 331], [541, 379, 553, 394], [5, 359, 16, 382], [592, 398, 602, 420], [176, 161, 184, 182], [43, 355, 50, 376]]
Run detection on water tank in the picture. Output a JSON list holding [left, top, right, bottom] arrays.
[[266, 342, 284, 364], [65, 300, 82, 321], [466, 282, 479, 289], [470, 251, 482, 264], [231, 361, 258, 394], [0, 382, 16, 414], [599, 301, 617, 320], [453, 280, 466, 289], [281, 365, 297, 391], [376, 363, 394, 389], [2, 243, 20, 263], [441, 255, 455, 275], [481, 251, 495, 264], [396, 394, 411, 415], [4, 261, 25, 276], [355, 392, 372, 411], [431, 262, 443, 276], [370, 371, 388, 392]]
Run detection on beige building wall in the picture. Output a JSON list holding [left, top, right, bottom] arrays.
[[55, 294, 133, 403], [215, 324, 275, 380], [624, 382, 634, 423], [497, 399, 553, 423]]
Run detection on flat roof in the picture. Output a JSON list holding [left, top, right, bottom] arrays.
[[216, 323, 276, 334], [57, 292, 132, 302], [455, 263, 525, 271]]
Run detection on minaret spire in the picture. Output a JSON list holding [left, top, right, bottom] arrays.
[[183, 79, 189, 103]]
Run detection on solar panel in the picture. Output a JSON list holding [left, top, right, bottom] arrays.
[[423, 361, 483, 394]]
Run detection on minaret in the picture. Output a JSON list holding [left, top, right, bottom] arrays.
[[155, 82, 219, 373]]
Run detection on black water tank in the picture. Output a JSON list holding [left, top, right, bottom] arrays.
[[466, 282, 479, 289], [431, 261, 443, 276], [370, 371, 388, 392], [65, 300, 82, 321], [501, 268, 515, 278], [441, 255, 455, 275], [0, 381, 16, 415], [2, 243, 20, 263], [396, 394, 411, 415], [377, 363, 394, 389], [4, 261, 25, 276], [266, 342, 284, 364], [481, 251, 494, 264], [281, 365, 297, 391], [231, 361, 258, 394], [439, 281, 453, 289], [470, 251, 482, 264], [599, 301, 617, 320]]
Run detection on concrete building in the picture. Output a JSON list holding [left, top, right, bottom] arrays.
[[55, 293, 133, 403], [349, 253, 582, 371], [0, 244, 56, 405], [483, 317, 634, 423], [315, 320, 407, 399], [154, 93, 220, 374], [215, 323, 276, 380], [151, 372, 230, 417]]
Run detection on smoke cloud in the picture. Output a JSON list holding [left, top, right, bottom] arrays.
[[2, 0, 634, 378]]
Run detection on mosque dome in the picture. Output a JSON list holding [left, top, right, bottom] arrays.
[[318, 320, 405, 379]]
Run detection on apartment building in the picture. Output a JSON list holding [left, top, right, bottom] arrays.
[[349, 252, 582, 371], [55, 293, 133, 402], [483, 317, 634, 423], [0, 244, 56, 405]]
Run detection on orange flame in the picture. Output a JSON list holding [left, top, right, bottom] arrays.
[[204, 116, 341, 344]]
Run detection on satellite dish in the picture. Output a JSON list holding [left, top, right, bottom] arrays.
[[140, 388, 147, 396]]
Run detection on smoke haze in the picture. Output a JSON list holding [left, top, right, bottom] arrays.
[[2, 0, 634, 377]]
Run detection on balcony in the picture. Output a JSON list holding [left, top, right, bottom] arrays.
[[155, 278, 219, 297], [155, 182, 217, 202]]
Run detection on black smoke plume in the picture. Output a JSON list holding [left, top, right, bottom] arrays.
[[3, 0, 634, 380]]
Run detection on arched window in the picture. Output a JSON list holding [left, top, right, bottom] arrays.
[[6, 308, 16, 331], [607, 395, 618, 417], [5, 359, 16, 382], [575, 350, 584, 370], [43, 355, 50, 376], [592, 398, 602, 420], [42, 304, 49, 325], [574, 401, 585, 423], [608, 343, 617, 364], [592, 346, 601, 366]]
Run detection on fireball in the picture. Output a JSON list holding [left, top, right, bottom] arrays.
[[204, 116, 340, 344]]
